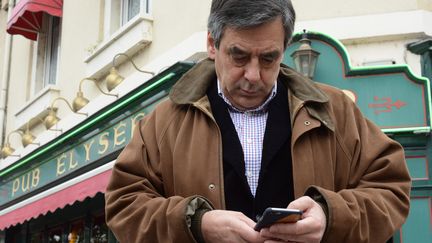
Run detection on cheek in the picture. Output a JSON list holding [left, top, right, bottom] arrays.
[[262, 67, 280, 85], [220, 65, 244, 82]]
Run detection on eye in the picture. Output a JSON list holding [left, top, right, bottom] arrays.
[[231, 54, 249, 66], [259, 52, 280, 67], [260, 56, 275, 66]]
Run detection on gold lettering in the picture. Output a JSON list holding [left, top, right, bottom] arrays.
[[32, 168, 40, 188], [56, 153, 67, 176], [21, 173, 30, 192], [83, 140, 94, 161], [69, 151, 78, 170], [12, 178, 19, 197], [130, 112, 145, 138], [98, 132, 109, 155], [114, 122, 127, 147]]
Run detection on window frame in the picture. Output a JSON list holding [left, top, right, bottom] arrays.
[[104, 0, 151, 39], [31, 14, 62, 96]]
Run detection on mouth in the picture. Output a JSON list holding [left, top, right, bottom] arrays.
[[239, 88, 257, 96]]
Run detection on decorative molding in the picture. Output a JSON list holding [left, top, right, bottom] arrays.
[[14, 85, 60, 130], [84, 14, 153, 79], [296, 10, 432, 43]]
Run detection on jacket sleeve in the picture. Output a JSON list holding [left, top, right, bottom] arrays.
[[105, 116, 212, 243], [306, 93, 411, 243]]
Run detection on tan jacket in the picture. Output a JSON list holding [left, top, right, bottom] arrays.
[[105, 59, 411, 243]]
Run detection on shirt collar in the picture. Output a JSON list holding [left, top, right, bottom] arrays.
[[217, 80, 277, 113]]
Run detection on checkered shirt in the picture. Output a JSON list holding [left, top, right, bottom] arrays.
[[217, 80, 277, 196]]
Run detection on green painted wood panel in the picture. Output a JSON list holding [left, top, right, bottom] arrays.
[[284, 31, 432, 243], [406, 156, 429, 180], [401, 197, 432, 243], [283, 32, 431, 133]]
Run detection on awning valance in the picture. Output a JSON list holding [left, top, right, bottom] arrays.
[[0, 168, 111, 230], [6, 0, 63, 41]]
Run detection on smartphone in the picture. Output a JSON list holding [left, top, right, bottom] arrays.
[[254, 207, 303, 231]]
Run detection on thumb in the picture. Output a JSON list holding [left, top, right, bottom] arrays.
[[287, 196, 315, 212]]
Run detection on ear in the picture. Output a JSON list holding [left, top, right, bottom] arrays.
[[207, 32, 216, 59]]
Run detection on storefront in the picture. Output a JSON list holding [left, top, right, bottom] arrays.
[[0, 62, 193, 242], [1, 30, 430, 242]]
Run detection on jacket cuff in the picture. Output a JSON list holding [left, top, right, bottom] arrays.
[[305, 187, 330, 240], [190, 208, 211, 243], [185, 196, 213, 243]]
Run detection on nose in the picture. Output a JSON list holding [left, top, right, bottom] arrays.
[[244, 58, 261, 83]]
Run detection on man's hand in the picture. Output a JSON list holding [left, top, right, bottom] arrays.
[[201, 210, 266, 243], [259, 196, 326, 243]]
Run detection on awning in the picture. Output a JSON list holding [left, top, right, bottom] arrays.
[[6, 0, 63, 41], [0, 168, 112, 230]]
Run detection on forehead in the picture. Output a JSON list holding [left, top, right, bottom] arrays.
[[220, 17, 285, 51]]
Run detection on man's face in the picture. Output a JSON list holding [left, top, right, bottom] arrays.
[[207, 17, 285, 110]]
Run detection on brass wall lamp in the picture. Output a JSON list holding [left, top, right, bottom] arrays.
[[105, 53, 155, 91], [21, 119, 41, 147], [72, 77, 118, 112], [0, 117, 47, 158], [1, 130, 22, 158], [44, 97, 88, 130]]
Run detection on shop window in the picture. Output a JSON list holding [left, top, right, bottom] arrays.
[[91, 214, 109, 243], [68, 220, 85, 243], [32, 15, 61, 95], [30, 232, 43, 243], [48, 226, 64, 242]]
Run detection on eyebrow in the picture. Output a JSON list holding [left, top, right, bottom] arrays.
[[228, 46, 281, 59], [259, 50, 281, 60], [228, 46, 250, 56]]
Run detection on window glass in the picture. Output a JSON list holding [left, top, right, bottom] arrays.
[[105, 0, 150, 38], [48, 227, 63, 242], [68, 220, 85, 243], [122, 0, 141, 25], [91, 215, 108, 243], [33, 15, 61, 95], [30, 232, 43, 243], [45, 17, 60, 86], [127, 0, 141, 21]]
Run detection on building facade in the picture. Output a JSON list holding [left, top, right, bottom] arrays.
[[0, 0, 430, 242]]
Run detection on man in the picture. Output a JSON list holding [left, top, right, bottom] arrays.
[[105, 0, 411, 242]]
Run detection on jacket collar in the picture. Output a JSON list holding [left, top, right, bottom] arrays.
[[169, 58, 334, 131]]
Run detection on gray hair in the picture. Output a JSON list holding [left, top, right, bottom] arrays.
[[207, 0, 296, 49]]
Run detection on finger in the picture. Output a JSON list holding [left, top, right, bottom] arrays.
[[271, 216, 321, 235], [238, 214, 259, 228], [233, 216, 267, 242], [264, 223, 323, 243], [287, 196, 314, 212]]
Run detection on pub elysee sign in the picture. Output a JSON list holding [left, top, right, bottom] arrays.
[[0, 108, 145, 205], [0, 62, 193, 207], [284, 32, 431, 134]]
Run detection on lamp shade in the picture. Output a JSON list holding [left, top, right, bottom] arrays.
[[72, 91, 90, 112], [291, 34, 320, 79], [22, 130, 36, 147], [73, 78, 117, 111], [105, 67, 125, 92], [1, 143, 15, 158], [44, 109, 60, 129]]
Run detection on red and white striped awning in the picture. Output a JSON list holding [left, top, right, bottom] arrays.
[[6, 0, 63, 40], [0, 164, 112, 230]]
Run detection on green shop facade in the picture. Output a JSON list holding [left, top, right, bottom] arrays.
[[0, 32, 431, 242]]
